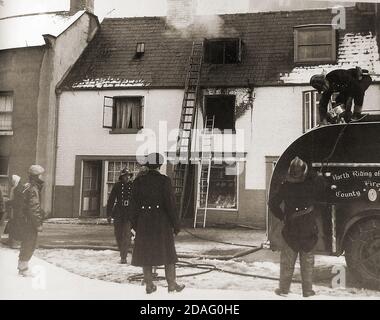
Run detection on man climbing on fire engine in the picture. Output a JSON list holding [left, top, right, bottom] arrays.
[[310, 67, 372, 125], [269, 157, 325, 298]]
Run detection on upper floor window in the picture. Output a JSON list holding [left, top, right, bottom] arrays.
[[204, 38, 242, 64], [0, 92, 13, 133], [303, 90, 338, 132], [294, 25, 337, 64], [103, 96, 144, 133]]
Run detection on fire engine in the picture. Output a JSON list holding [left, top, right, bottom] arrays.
[[268, 117, 380, 289]]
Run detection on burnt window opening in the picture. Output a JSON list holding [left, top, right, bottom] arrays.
[[205, 95, 235, 132], [294, 25, 337, 64], [204, 39, 242, 64]]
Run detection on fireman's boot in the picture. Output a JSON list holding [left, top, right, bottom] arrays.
[[300, 252, 316, 298], [18, 260, 34, 277], [165, 264, 185, 293], [143, 266, 157, 294], [352, 105, 364, 121], [277, 243, 298, 295]]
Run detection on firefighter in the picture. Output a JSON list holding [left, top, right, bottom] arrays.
[[130, 153, 184, 294], [4, 175, 23, 248], [310, 67, 372, 124], [269, 157, 324, 298], [107, 167, 134, 264], [18, 165, 46, 277]]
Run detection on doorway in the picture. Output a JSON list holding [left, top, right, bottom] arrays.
[[81, 161, 102, 217]]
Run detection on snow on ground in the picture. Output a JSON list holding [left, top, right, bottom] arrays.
[[27, 247, 380, 299], [0, 247, 285, 300]]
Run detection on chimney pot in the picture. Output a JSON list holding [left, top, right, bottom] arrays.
[[70, 0, 94, 15], [166, 0, 196, 29]]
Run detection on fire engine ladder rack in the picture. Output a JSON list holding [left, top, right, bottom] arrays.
[[173, 41, 204, 219], [194, 116, 215, 228]]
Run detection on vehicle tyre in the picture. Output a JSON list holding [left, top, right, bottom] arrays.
[[344, 218, 380, 290]]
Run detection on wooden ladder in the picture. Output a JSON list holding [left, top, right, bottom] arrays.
[[173, 41, 204, 218], [194, 116, 215, 228]]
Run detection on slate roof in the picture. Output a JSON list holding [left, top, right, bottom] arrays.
[[60, 6, 379, 90], [0, 11, 87, 51]]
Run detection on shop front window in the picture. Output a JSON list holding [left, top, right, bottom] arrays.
[[106, 161, 141, 197], [201, 163, 238, 209]]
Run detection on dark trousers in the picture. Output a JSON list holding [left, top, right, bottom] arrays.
[[18, 225, 38, 269], [113, 218, 131, 260], [280, 240, 314, 294], [336, 75, 372, 113], [143, 264, 177, 286]]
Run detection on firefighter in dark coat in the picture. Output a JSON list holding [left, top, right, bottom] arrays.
[[310, 67, 372, 124], [18, 165, 46, 277], [269, 157, 325, 298], [107, 167, 134, 264], [130, 153, 185, 294]]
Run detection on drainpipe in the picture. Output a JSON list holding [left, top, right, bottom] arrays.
[[51, 88, 61, 217]]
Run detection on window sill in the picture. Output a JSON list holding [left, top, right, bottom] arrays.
[[0, 131, 13, 136], [109, 128, 142, 134]]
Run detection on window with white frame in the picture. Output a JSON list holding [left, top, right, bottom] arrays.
[[103, 96, 144, 132], [294, 25, 336, 64], [303, 90, 338, 131], [0, 93, 13, 132], [106, 161, 141, 198]]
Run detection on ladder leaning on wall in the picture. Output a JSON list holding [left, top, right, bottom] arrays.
[[194, 115, 215, 228], [172, 41, 204, 219]]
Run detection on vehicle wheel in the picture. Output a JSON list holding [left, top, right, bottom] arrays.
[[344, 219, 380, 290]]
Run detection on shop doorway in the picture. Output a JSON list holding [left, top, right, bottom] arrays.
[[81, 161, 102, 217]]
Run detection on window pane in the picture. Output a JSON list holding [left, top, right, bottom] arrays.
[[0, 177, 9, 197], [298, 45, 331, 60], [225, 40, 238, 63], [0, 96, 6, 112], [0, 114, 12, 130], [206, 41, 224, 64], [114, 98, 142, 129], [83, 177, 91, 191], [206, 164, 237, 209], [298, 29, 332, 45], [0, 157, 8, 175]]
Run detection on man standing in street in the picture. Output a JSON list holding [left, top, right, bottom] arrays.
[[107, 167, 134, 264], [269, 157, 325, 298], [18, 165, 46, 277], [130, 153, 185, 294]]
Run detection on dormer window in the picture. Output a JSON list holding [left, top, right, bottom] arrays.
[[204, 38, 242, 64], [135, 42, 145, 58], [294, 25, 337, 64]]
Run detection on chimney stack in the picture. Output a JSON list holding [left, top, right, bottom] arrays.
[[166, 0, 196, 29], [69, 0, 94, 15]]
